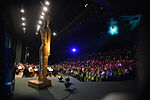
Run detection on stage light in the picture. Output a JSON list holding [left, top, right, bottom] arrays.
[[21, 17, 25, 21], [22, 22, 25, 26], [39, 20, 42, 24], [37, 25, 40, 28], [20, 9, 24, 13], [45, 1, 50, 6], [36, 32, 38, 35], [85, 4, 88, 7], [43, 6, 48, 12], [53, 32, 56, 36], [37, 24, 40, 31], [108, 25, 118, 36], [72, 49, 76, 52], [42, 12, 45, 16], [40, 15, 44, 19], [23, 28, 26, 30], [37, 27, 40, 31], [72, 48, 77, 52]]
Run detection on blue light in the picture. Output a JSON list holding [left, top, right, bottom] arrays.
[[108, 25, 118, 36], [72, 48, 77, 52], [72, 48, 76, 52], [5, 82, 12, 86]]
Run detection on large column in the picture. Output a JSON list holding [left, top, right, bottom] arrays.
[[0, 11, 15, 96], [15, 39, 22, 64]]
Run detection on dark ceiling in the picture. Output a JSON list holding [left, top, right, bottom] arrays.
[[3, 0, 142, 64], [10, 0, 107, 42], [9, 0, 141, 41]]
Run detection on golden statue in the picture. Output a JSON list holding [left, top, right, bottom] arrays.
[[28, 16, 52, 89], [39, 16, 51, 82]]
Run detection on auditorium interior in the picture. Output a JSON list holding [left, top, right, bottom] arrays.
[[0, 0, 149, 100]]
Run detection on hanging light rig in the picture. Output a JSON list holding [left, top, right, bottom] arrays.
[[36, 0, 50, 35], [108, 18, 119, 36], [20, 4, 26, 33]]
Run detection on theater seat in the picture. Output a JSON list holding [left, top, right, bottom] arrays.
[[96, 74, 101, 82]]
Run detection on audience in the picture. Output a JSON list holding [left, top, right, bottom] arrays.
[[15, 63, 59, 78], [15, 48, 136, 82], [51, 48, 136, 82]]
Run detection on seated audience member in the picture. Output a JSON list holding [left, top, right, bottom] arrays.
[[52, 68, 58, 77], [18, 65, 23, 70], [34, 66, 38, 74], [47, 67, 53, 77], [23, 66, 30, 77], [16, 64, 23, 75], [29, 68, 35, 77], [28, 65, 33, 72], [16, 68, 20, 75]]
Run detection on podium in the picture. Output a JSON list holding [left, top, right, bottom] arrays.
[[28, 79, 51, 89]]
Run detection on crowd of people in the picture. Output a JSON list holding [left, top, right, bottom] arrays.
[[15, 48, 136, 82], [15, 63, 38, 78], [51, 48, 136, 82], [15, 63, 59, 78]]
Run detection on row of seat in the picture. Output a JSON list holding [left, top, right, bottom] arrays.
[[61, 67, 135, 82]]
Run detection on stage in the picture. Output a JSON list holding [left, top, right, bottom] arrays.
[[12, 74, 138, 100]]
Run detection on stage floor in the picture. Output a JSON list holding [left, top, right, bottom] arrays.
[[12, 74, 138, 100]]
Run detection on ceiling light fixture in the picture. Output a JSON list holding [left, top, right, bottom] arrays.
[[41, 12, 45, 16], [22, 23, 25, 26], [20, 9, 24, 13], [37, 25, 41, 28], [45, 1, 50, 6], [39, 20, 42, 24], [21, 17, 25, 21], [85, 4, 88, 7], [40, 15, 44, 19], [53, 32, 56, 36], [43, 6, 48, 12]]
